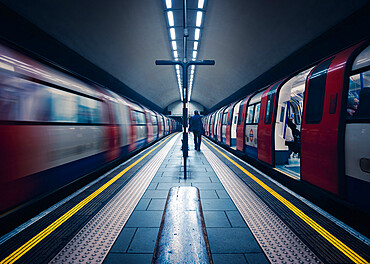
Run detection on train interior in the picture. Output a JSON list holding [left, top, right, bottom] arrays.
[[274, 68, 312, 178], [345, 46, 370, 199]]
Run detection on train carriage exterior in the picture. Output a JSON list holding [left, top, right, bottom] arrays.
[[205, 40, 370, 215], [0, 41, 179, 214]]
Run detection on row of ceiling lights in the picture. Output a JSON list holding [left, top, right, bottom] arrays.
[[164, 0, 205, 101]]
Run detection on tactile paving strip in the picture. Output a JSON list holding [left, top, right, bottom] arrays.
[[203, 144, 322, 264], [49, 134, 180, 264]]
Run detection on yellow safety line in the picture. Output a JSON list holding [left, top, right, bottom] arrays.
[[1, 133, 176, 264], [204, 139, 368, 264]]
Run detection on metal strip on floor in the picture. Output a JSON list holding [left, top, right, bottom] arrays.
[[49, 133, 180, 264], [202, 144, 322, 264]]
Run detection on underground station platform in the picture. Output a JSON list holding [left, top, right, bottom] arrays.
[[0, 133, 369, 264]]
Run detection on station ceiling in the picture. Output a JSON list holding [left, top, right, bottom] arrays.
[[0, 0, 368, 111]]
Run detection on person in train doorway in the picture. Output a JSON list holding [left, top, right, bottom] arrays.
[[189, 110, 204, 151], [285, 114, 301, 157]]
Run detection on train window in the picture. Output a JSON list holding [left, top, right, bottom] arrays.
[[352, 45, 370, 71], [152, 115, 157, 125], [228, 108, 233, 125], [0, 74, 51, 122], [134, 111, 146, 125], [237, 100, 245, 125], [264, 83, 279, 124], [347, 69, 370, 120], [50, 88, 78, 123], [254, 103, 261, 123], [305, 58, 333, 124], [246, 105, 254, 124], [77, 96, 102, 124], [222, 111, 228, 125]]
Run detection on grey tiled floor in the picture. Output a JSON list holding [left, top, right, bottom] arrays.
[[104, 134, 268, 264]]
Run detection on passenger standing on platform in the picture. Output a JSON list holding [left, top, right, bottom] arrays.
[[189, 110, 203, 151]]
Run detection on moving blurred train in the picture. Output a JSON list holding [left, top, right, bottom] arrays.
[[203, 40, 370, 214], [0, 41, 180, 214]]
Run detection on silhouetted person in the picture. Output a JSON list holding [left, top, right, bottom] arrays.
[[189, 110, 203, 151], [353, 87, 370, 119], [285, 115, 300, 156], [346, 97, 359, 118]]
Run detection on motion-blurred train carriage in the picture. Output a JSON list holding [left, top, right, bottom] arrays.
[[204, 40, 370, 214], [0, 41, 179, 214]]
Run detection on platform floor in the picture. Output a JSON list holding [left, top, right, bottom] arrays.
[[0, 132, 369, 264], [105, 133, 268, 264]]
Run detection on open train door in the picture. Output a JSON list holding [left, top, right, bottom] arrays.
[[258, 81, 283, 165], [301, 44, 362, 196], [236, 95, 252, 152]]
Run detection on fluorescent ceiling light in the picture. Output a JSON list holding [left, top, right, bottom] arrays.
[[170, 28, 176, 40], [176, 65, 180, 70], [196, 11, 203, 27], [172, 41, 177, 50], [194, 42, 198, 50], [173, 50, 178, 58], [191, 65, 195, 70], [198, 0, 204, 9], [166, 0, 172, 9], [194, 28, 200, 40], [193, 50, 197, 58], [167, 11, 174, 27]]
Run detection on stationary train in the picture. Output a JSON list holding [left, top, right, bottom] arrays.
[[0, 41, 180, 214], [203, 40, 370, 214]]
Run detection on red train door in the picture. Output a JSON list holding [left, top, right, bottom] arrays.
[[225, 102, 236, 146], [258, 81, 283, 165], [236, 95, 251, 152], [301, 44, 361, 195], [106, 103, 121, 161]]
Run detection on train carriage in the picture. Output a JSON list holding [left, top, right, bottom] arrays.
[[207, 40, 370, 215]]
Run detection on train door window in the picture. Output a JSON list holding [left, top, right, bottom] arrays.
[[265, 83, 279, 124], [347, 45, 370, 120], [223, 111, 228, 125], [253, 103, 261, 123], [305, 58, 334, 124], [237, 99, 245, 125], [246, 105, 254, 124], [347, 70, 370, 120], [274, 67, 313, 178], [228, 107, 233, 125]]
